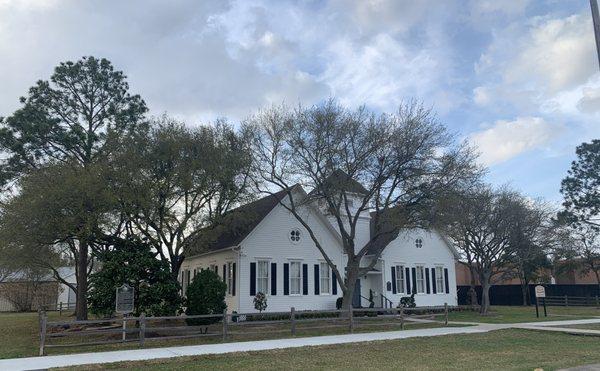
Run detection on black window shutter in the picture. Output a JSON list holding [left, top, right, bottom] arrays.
[[405, 267, 411, 294], [332, 271, 337, 295], [444, 268, 450, 294], [411, 268, 417, 294], [271, 263, 277, 296], [425, 268, 430, 294], [432, 268, 437, 294], [283, 263, 289, 295], [250, 262, 256, 296], [222, 264, 226, 282], [232, 263, 236, 296], [302, 264, 308, 295], [314, 264, 320, 295], [391, 267, 397, 294]]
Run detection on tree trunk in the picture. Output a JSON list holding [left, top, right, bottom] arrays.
[[480, 282, 491, 315], [479, 270, 492, 315], [341, 264, 359, 311], [468, 265, 478, 306], [468, 287, 478, 306], [520, 282, 529, 306], [75, 241, 89, 320]]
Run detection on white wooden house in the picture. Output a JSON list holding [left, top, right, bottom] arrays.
[[179, 174, 458, 313]]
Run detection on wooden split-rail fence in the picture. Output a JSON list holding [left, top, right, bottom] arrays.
[[541, 295, 600, 307], [38, 304, 451, 356]]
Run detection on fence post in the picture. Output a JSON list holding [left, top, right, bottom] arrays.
[[444, 303, 448, 326], [38, 309, 47, 356], [139, 313, 145, 347], [290, 307, 296, 336], [59, 302, 62, 316], [222, 309, 228, 341], [565, 295, 568, 307], [596, 296, 599, 307], [122, 315, 127, 343], [348, 308, 354, 333], [399, 306, 404, 330]]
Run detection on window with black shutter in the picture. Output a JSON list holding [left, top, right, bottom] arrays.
[[250, 262, 256, 296]]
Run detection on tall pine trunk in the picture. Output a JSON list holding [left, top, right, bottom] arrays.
[[75, 241, 89, 320]]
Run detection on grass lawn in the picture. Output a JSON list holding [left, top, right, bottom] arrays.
[[448, 305, 600, 323], [3, 306, 599, 361], [560, 323, 600, 331], [58, 329, 600, 371], [0, 311, 63, 359], [0, 311, 449, 359]]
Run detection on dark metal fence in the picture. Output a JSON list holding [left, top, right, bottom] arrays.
[[457, 284, 600, 306]]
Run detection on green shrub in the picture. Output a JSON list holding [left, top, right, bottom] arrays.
[[185, 269, 227, 326], [253, 292, 267, 312], [398, 293, 416, 308], [88, 237, 182, 317]]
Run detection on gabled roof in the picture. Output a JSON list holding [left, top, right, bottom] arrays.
[[365, 208, 460, 259], [185, 189, 290, 257], [311, 169, 369, 196]]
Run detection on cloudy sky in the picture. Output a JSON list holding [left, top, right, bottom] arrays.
[[1, 0, 599, 202]]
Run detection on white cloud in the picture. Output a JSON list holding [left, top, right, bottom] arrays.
[[473, 86, 491, 106], [577, 86, 600, 113], [469, 117, 560, 166], [470, 0, 530, 17], [320, 34, 442, 111], [474, 13, 597, 116]]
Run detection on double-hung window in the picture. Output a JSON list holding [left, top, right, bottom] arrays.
[[416, 265, 425, 294], [257, 260, 269, 295], [395, 265, 405, 294], [320, 262, 330, 294], [290, 261, 302, 295], [435, 266, 444, 294]]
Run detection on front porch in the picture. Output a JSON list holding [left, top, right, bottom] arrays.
[[353, 258, 395, 308]]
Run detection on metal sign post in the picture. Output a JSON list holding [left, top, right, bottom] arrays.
[[116, 284, 135, 342], [116, 284, 135, 314], [534, 285, 547, 318]]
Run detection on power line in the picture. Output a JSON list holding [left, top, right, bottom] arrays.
[[591, 0, 600, 69]]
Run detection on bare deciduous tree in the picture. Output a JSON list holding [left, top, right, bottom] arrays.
[[438, 186, 519, 314], [245, 101, 478, 309]]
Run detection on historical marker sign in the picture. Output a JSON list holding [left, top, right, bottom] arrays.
[[116, 284, 135, 314], [535, 285, 546, 298]]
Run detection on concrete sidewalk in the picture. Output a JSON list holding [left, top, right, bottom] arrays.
[[2, 318, 600, 370], [0, 326, 489, 370]]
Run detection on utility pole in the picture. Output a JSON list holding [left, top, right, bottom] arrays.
[[591, 0, 600, 69]]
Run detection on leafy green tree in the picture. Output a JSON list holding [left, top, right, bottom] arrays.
[[0, 162, 116, 318], [559, 140, 600, 228], [0, 56, 147, 320], [185, 269, 226, 326], [88, 237, 182, 318], [111, 116, 253, 276]]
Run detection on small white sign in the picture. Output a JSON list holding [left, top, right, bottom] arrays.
[[535, 285, 546, 298]]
